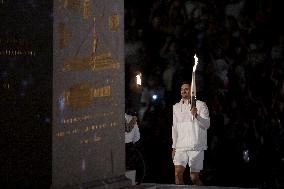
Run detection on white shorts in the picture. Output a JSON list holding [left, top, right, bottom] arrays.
[[173, 150, 204, 172]]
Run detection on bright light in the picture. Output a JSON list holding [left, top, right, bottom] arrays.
[[191, 54, 198, 103], [136, 73, 142, 85], [152, 94, 158, 100], [193, 54, 198, 72]]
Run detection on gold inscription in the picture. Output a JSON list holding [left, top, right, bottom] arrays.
[[92, 17, 97, 57], [92, 53, 120, 70], [57, 122, 118, 136], [93, 85, 111, 97], [56, 122, 118, 140], [64, 84, 112, 109], [58, 23, 71, 49], [108, 14, 120, 32], [62, 16, 120, 71], [0, 50, 35, 57], [0, 38, 35, 57], [80, 136, 102, 144], [63, 112, 114, 124], [63, 57, 91, 71], [63, 53, 120, 71], [63, 0, 80, 10], [83, 0, 90, 19], [64, 83, 93, 109]]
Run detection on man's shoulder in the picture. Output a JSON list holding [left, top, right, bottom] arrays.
[[173, 101, 181, 107], [173, 101, 182, 113], [196, 100, 208, 108], [196, 100, 206, 104]]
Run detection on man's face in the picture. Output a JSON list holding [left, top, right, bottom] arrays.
[[181, 84, 191, 99]]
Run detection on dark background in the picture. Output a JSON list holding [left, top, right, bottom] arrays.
[[125, 0, 284, 188], [0, 1, 53, 188]]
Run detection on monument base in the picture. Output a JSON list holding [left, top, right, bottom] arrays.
[[125, 170, 136, 185], [51, 175, 131, 189], [141, 183, 259, 189], [81, 175, 132, 189]]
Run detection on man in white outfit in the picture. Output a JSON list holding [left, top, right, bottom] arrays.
[[125, 113, 140, 144], [125, 113, 140, 170], [172, 81, 210, 185]]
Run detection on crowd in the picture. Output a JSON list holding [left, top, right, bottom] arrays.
[[125, 0, 284, 188]]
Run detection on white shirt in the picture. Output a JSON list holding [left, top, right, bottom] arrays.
[[172, 99, 210, 150], [125, 113, 140, 144]]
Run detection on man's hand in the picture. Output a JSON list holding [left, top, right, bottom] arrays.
[[128, 116, 137, 127], [191, 107, 197, 118], [172, 148, 176, 159]]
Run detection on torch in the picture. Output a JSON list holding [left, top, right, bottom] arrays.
[[136, 73, 142, 86], [191, 54, 198, 110]]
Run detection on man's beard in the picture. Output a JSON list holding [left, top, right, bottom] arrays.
[[182, 95, 190, 99]]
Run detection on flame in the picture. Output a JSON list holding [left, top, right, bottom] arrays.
[[193, 54, 198, 72], [191, 54, 198, 98], [136, 73, 142, 85]]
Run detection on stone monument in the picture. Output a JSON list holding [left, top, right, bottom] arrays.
[[52, 0, 128, 188], [1, 1, 130, 188]]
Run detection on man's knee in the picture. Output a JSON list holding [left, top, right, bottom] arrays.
[[190, 172, 202, 185], [175, 171, 183, 178], [175, 172, 184, 185], [175, 166, 185, 184], [191, 175, 199, 184]]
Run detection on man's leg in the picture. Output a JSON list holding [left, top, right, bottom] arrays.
[[188, 151, 204, 185], [190, 172, 203, 185], [175, 165, 185, 185], [125, 143, 135, 170]]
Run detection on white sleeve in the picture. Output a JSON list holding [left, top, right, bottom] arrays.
[[196, 102, 210, 130], [172, 106, 178, 148], [133, 123, 140, 143], [125, 113, 130, 122]]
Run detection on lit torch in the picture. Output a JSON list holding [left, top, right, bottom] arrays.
[[191, 54, 198, 110], [136, 73, 142, 86]]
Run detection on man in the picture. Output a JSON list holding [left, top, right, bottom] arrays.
[[172, 81, 210, 185], [125, 113, 140, 144], [125, 113, 140, 170]]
